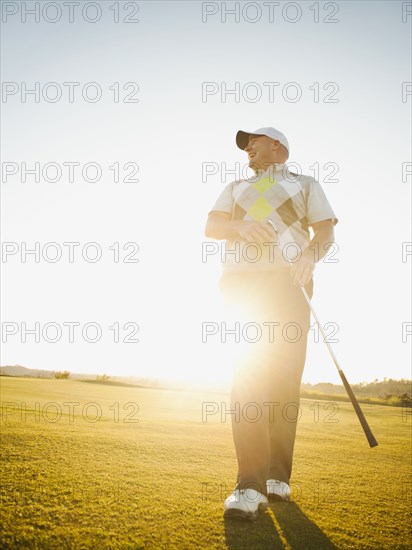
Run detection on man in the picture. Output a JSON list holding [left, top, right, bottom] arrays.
[[205, 127, 337, 520]]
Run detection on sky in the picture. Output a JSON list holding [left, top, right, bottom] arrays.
[[1, 0, 411, 386]]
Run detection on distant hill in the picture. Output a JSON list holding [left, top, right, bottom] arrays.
[[0, 365, 95, 380], [1, 366, 410, 404], [0, 365, 57, 378], [0, 365, 191, 390], [301, 379, 411, 407], [301, 379, 411, 398]]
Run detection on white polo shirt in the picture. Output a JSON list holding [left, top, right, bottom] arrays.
[[209, 163, 338, 272]]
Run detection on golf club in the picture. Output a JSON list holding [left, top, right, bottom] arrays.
[[266, 219, 378, 448]]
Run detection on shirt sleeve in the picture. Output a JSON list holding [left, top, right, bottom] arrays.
[[208, 182, 234, 216], [306, 179, 338, 226]]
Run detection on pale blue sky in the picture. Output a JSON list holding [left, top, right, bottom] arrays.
[[1, 1, 411, 384]]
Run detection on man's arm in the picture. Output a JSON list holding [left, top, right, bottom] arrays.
[[205, 211, 276, 243], [206, 213, 335, 286], [290, 219, 335, 286]]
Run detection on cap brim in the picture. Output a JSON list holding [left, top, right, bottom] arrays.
[[236, 130, 263, 150]]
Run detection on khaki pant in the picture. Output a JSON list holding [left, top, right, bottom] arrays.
[[219, 270, 313, 496]]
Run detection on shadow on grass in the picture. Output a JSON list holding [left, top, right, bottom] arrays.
[[224, 501, 337, 550], [224, 511, 285, 550]]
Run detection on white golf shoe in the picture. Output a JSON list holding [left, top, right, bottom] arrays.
[[266, 479, 291, 502], [223, 488, 268, 520]]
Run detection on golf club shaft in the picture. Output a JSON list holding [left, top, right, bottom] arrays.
[[266, 220, 378, 447], [299, 287, 378, 448]]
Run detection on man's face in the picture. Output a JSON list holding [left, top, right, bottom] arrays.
[[244, 135, 277, 171]]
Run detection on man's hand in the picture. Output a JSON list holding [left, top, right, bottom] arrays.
[[289, 220, 335, 286], [290, 251, 315, 286], [205, 212, 277, 242], [236, 220, 277, 243]]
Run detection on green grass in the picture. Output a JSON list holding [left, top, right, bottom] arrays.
[[0, 378, 411, 549]]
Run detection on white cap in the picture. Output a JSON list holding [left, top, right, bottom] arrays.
[[236, 127, 290, 157]]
